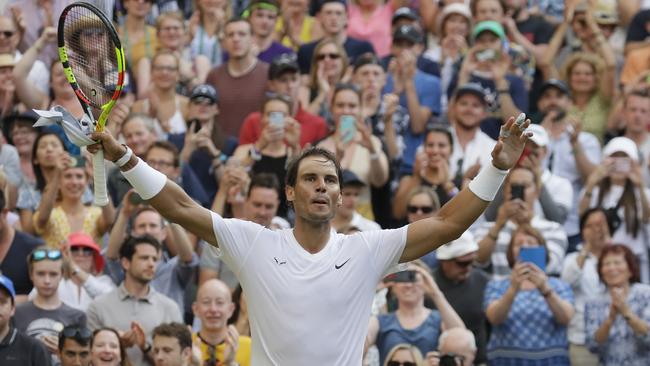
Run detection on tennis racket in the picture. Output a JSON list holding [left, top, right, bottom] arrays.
[[58, 2, 126, 206]]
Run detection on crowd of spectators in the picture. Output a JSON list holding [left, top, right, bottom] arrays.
[[1, 0, 650, 365]]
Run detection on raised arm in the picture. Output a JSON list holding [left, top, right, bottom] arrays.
[[89, 131, 219, 247], [401, 116, 529, 262]]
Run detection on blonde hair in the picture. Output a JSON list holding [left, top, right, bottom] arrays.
[[561, 52, 605, 95], [383, 344, 425, 366], [155, 11, 185, 33]]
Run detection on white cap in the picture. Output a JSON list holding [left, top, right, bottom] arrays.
[[436, 231, 478, 260], [603, 136, 639, 162], [526, 124, 549, 147]]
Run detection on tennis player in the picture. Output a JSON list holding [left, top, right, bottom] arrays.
[[89, 116, 530, 365]]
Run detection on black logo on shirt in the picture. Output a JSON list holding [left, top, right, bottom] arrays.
[[274, 257, 287, 265], [335, 258, 351, 269]]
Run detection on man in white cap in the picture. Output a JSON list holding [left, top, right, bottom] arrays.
[[433, 231, 488, 365]]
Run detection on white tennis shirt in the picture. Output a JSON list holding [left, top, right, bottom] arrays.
[[210, 212, 408, 365]]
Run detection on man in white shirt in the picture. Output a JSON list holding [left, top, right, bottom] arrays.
[[88, 115, 530, 365]]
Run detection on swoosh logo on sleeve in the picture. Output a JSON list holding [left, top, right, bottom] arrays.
[[335, 258, 351, 269]]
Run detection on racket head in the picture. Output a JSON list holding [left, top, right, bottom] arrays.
[[58, 2, 126, 130]]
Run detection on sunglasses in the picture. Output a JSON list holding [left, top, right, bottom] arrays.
[[71, 247, 95, 256], [407, 205, 434, 214], [0, 31, 14, 38], [30, 249, 62, 262], [61, 326, 92, 340], [316, 53, 341, 61], [387, 362, 416, 366]]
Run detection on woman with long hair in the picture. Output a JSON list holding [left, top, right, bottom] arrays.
[[90, 328, 132, 366]]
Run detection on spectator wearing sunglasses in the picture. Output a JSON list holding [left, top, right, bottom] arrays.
[[332, 170, 381, 232], [14, 246, 87, 358], [400, 186, 440, 269], [0, 274, 51, 366], [433, 232, 489, 365], [425, 327, 477, 366], [383, 343, 424, 366], [58, 325, 92, 366], [54, 233, 114, 312]]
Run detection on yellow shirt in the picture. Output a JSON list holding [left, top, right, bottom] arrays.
[[119, 25, 158, 69], [275, 16, 317, 50], [33, 206, 102, 248], [192, 332, 251, 366], [568, 92, 611, 144]]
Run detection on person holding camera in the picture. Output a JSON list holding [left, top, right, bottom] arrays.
[[484, 224, 574, 365], [425, 327, 477, 366], [579, 137, 650, 283], [473, 166, 568, 279], [366, 263, 465, 366]]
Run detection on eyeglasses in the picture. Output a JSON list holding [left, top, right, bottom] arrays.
[[61, 326, 92, 341], [387, 361, 416, 366], [30, 249, 62, 262], [0, 30, 14, 38], [454, 259, 473, 268], [71, 247, 95, 256], [152, 65, 178, 72], [316, 53, 341, 61], [407, 205, 434, 214]]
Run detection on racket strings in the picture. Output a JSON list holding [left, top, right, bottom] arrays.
[[62, 6, 119, 110]]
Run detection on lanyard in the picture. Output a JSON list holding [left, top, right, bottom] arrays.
[[123, 25, 152, 67], [198, 26, 219, 65]]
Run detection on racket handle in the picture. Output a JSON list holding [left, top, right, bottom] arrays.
[[92, 150, 109, 206]]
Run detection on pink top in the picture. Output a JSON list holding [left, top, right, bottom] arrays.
[[347, 3, 394, 57]]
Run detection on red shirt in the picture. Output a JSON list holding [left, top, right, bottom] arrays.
[[239, 106, 329, 147]]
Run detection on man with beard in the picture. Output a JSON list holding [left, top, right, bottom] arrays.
[[86, 235, 183, 366], [538, 79, 601, 250]]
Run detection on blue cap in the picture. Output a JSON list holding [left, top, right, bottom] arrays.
[[0, 274, 15, 302]]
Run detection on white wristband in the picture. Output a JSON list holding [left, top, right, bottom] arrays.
[[468, 162, 509, 201], [121, 158, 167, 200], [114, 146, 133, 168]]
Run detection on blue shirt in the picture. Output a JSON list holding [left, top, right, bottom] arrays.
[[483, 278, 573, 365], [384, 70, 441, 176], [584, 283, 650, 366], [376, 310, 441, 365]]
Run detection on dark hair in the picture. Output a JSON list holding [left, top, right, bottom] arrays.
[[129, 206, 165, 233], [504, 165, 539, 193], [262, 92, 293, 114], [424, 125, 454, 152], [353, 52, 382, 73], [506, 225, 549, 268], [225, 17, 252, 33], [597, 244, 641, 284], [91, 328, 132, 366], [58, 325, 91, 351], [248, 173, 280, 198], [228, 285, 244, 326], [285, 146, 342, 189], [32, 131, 68, 192], [623, 88, 650, 108], [579, 207, 613, 235], [146, 140, 180, 168], [0, 188, 5, 212], [595, 178, 639, 238], [332, 82, 361, 105], [119, 234, 162, 261], [152, 322, 192, 351], [470, 0, 506, 17]]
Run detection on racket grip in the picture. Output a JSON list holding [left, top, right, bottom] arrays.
[[92, 150, 109, 206]]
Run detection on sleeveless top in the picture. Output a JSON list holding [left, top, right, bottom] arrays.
[[376, 310, 442, 365], [33, 206, 103, 248], [190, 25, 223, 66], [143, 97, 187, 137]]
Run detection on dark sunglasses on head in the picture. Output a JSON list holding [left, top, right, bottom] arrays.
[[316, 52, 341, 61], [30, 249, 62, 262], [61, 326, 92, 340], [407, 205, 434, 214], [387, 361, 416, 366]]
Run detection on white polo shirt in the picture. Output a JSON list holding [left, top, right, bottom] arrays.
[[210, 212, 408, 365]]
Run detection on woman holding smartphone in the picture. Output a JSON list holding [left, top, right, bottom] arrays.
[[317, 84, 389, 220], [484, 225, 574, 365], [579, 137, 650, 283]]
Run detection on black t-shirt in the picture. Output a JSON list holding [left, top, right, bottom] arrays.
[[626, 9, 650, 43], [516, 15, 555, 45], [297, 37, 375, 74], [0, 327, 51, 366], [0, 231, 43, 295], [433, 267, 489, 364]]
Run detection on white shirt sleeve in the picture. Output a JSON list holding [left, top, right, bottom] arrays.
[[358, 227, 408, 281], [210, 211, 267, 275]]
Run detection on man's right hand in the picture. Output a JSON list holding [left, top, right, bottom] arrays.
[[89, 130, 126, 162]]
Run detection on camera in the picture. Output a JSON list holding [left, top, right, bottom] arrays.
[[439, 353, 464, 366]]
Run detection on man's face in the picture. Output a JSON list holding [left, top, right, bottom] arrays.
[[223, 21, 253, 59], [0, 289, 14, 333], [353, 64, 385, 95], [318, 3, 347, 36], [30, 260, 63, 299], [153, 335, 188, 366], [132, 210, 167, 243], [249, 7, 278, 38], [244, 187, 279, 227], [269, 72, 301, 100], [123, 118, 156, 156], [192, 281, 235, 331], [0, 17, 18, 54], [390, 40, 421, 58], [339, 185, 361, 216], [146, 147, 179, 180], [623, 95, 650, 134], [505, 168, 537, 207], [440, 252, 475, 283], [60, 339, 91, 366], [537, 88, 570, 115], [286, 156, 341, 223], [474, 32, 502, 53], [122, 244, 159, 284], [453, 94, 486, 129]]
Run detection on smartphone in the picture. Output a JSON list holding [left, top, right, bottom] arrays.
[[611, 157, 632, 174], [383, 270, 417, 283], [476, 48, 497, 62], [129, 192, 146, 206], [340, 115, 357, 144], [269, 111, 285, 127], [510, 184, 525, 201], [519, 246, 546, 272]]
